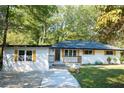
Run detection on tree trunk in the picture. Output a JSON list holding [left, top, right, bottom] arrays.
[[0, 6, 9, 70], [41, 22, 47, 44]]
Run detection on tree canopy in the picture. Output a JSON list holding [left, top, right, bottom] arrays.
[[0, 5, 124, 47]]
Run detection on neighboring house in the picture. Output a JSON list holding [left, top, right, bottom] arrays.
[[2, 40, 124, 72]]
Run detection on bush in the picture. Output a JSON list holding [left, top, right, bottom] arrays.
[[68, 65, 80, 73], [95, 61, 103, 65], [113, 57, 117, 63], [68, 67, 77, 73], [87, 63, 91, 65], [120, 57, 124, 64], [107, 57, 112, 64]]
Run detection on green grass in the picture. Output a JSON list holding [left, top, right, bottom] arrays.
[[71, 65, 124, 88]]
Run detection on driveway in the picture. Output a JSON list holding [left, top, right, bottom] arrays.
[[0, 71, 44, 88], [0, 69, 80, 88], [41, 69, 80, 88]]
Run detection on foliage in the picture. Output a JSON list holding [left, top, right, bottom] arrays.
[[95, 5, 124, 45], [0, 5, 123, 47], [68, 67, 80, 73], [0, 5, 99, 45], [95, 61, 103, 65], [107, 56, 112, 64], [6, 32, 33, 45], [120, 57, 124, 64], [113, 57, 118, 63]]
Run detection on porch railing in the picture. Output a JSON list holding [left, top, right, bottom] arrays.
[[48, 55, 54, 63], [63, 56, 82, 63]]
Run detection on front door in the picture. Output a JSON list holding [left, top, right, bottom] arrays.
[[55, 49, 60, 61]]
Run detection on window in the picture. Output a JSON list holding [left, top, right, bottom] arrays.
[[64, 49, 76, 57], [18, 50, 33, 61], [18, 50, 25, 61], [105, 51, 113, 55], [26, 50, 32, 61], [84, 50, 93, 54]]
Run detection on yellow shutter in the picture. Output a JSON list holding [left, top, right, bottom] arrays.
[[14, 49, 18, 62], [113, 50, 116, 55], [62, 49, 64, 57], [93, 50, 95, 55], [104, 50, 106, 55], [32, 50, 36, 62]]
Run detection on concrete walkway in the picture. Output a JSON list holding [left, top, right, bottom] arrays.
[[41, 69, 80, 88]]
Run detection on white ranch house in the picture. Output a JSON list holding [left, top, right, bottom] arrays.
[[2, 40, 124, 72]]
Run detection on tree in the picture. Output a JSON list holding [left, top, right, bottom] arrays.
[[95, 5, 124, 46], [50, 6, 99, 43], [0, 5, 9, 70], [21, 5, 58, 45]]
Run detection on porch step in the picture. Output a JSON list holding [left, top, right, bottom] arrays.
[[49, 64, 67, 69], [52, 64, 65, 66]]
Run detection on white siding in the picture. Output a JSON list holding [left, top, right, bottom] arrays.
[[116, 51, 121, 58], [82, 55, 118, 64], [59, 49, 121, 64], [3, 47, 49, 72], [82, 50, 121, 64]]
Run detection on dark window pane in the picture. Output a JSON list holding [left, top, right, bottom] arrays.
[[69, 50, 72, 56], [26, 51, 32, 55], [19, 50, 25, 55], [89, 50, 92, 54], [73, 50, 76, 56], [65, 50, 68, 56], [84, 50, 92, 54], [106, 51, 113, 55], [26, 51, 32, 61], [18, 50, 25, 61]]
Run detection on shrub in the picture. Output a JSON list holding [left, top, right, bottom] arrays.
[[68, 64, 80, 73], [107, 57, 112, 64], [120, 57, 124, 64], [95, 61, 103, 65], [87, 63, 91, 65], [68, 67, 76, 73], [113, 57, 117, 63]]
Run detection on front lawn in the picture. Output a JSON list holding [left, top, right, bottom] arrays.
[[71, 65, 124, 88]]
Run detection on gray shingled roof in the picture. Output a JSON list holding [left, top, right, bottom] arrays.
[[52, 40, 124, 50]]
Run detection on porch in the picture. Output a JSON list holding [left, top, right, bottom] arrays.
[[48, 55, 81, 66]]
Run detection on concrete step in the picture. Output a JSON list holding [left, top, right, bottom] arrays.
[[49, 64, 67, 69]]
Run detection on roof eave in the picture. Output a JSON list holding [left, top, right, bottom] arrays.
[[51, 47, 124, 51]]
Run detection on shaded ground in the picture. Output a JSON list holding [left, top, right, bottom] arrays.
[[0, 71, 44, 88], [71, 65, 124, 88]]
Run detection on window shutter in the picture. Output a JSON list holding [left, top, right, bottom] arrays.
[[14, 49, 18, 62], [104, 50, 106, 55], [62, 49, 64, 57], [113, 51, 116, 55], [32, 50, 36, 62], [93, 50, 95, 55]]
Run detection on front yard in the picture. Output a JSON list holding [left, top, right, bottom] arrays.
[[71, 65, 124, 88]]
